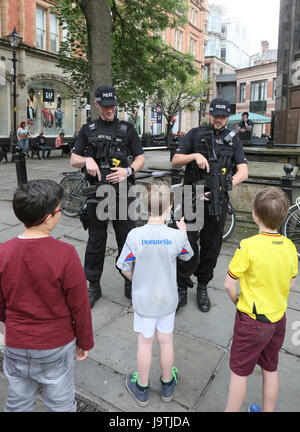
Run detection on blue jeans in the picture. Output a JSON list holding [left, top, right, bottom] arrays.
[[19, 138, 29, 156], [39, 145, 52, 159], [4, 339, 76, 412]]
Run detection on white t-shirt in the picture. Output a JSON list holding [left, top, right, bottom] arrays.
[[117, 224, 193, 318], [17, 127, 29, 138]]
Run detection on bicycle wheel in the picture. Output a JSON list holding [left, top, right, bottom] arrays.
[[222, 201, 236, 241], [60, 175, 89, 217], [282, 204, 300, 258]]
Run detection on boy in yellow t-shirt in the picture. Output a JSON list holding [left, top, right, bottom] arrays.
[[224, 187, 298, 412]]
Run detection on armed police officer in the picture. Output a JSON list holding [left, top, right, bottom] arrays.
[[172, 98, 248, 313], [71, 86, 144, 308]]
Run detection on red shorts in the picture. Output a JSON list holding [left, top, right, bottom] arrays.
[[230, 310, 286, 377]]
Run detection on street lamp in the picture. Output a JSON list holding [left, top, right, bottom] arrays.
[[7, 27, 27, 185], [7, 27, 22, 148]]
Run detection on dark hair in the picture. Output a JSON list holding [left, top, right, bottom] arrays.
[[13, 179, 64, 228], [242, 112, 249, 118], [60, 132, 65, 137], [253, 187, 290, 230], [20, 121, 26, 127]]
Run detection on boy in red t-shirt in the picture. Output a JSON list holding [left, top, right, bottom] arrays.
[[0, 179, 94, 412]]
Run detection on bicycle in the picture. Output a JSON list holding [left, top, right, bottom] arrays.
[[59, 168, 236, 241], [60, 170, 89, 217], [282, 196, 300, 258]]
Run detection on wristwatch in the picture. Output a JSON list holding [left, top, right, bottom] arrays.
[[130, 166, 135, 175]]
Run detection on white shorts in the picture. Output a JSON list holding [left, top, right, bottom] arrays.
[[133, 311, 175, 339]]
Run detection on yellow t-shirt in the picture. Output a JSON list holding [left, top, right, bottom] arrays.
[[228, 232, 298, 323]]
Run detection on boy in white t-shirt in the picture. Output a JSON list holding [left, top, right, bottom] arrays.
[[117, 182, 193, 407]]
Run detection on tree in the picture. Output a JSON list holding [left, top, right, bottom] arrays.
[[53, 0, 199, 118], [151, 77, 210, 135]]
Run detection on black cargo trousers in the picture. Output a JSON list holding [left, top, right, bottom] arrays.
[[84, 183, 136, 286], [177, 194, 228, 289]]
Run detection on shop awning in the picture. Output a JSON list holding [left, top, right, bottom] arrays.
[[228, 112, 272, 124]]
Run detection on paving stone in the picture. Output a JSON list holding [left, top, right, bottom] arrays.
[[175, 289, 236, 348], [196, 350, 300, 412], [75, 356, 188, 412], [89, 312, 225, 409]]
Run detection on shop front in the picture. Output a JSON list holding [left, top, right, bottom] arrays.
[[26, 80, 75, 138]]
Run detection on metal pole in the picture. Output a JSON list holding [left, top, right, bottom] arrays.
[[12, 49, 17, 141], [11, 46, 27, 185], [281, 164, 294, 205]]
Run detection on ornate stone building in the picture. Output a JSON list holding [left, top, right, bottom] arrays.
[[0, 0, 85, 146], [274, 0, 300, 144]]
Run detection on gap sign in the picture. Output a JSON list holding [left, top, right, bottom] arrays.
[[43, 88, 55, 103]]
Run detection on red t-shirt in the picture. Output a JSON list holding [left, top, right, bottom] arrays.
[[55, 136, 63, 148], [0, 237, 94, 351]]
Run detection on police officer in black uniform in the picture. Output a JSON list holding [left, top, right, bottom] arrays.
[[71, 86, 144, 307], [172, 98, 248, 312]]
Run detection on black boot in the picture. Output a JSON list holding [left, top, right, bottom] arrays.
[[124, 279, 132, 300], [88, 282, 102, 308], [176, 287, 187, 311], [197, 284, 210, 312]]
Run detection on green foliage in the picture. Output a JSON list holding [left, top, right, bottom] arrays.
[[52, 0, 200, 110], [151, 77, 211, 134]]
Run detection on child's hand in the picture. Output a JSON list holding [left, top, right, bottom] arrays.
[[176, 217, 187, 236], [76, 346, 88, 360]]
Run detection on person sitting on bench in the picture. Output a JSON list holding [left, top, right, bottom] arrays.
[[35, 131, 52, 160], [55, 132, 71, 157]]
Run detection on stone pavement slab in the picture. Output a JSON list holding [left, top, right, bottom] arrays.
[[196, 350, 300, 412]]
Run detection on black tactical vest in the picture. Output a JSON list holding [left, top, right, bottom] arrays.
[[184, 125, 235, 185], [85, 118, 133, 183]]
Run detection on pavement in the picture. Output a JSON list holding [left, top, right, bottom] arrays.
[[0, 152, 299, 413]]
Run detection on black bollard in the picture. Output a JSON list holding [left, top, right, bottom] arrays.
[[281, 164, 294, 205], [13, 145, 28, 186]]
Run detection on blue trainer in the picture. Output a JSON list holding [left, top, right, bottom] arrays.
[[248, 403, 262, 412], [126, 372, 150, 407], [160, 366, 178, 402]]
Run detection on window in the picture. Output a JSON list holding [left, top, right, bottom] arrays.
[[194, 10, 198, 27], [26, 82, 75, 137], [190, 8, 194, 24], [250, 80, 267, 101], [50, 14, 59, 53], [239, 83, 246, 103], [36, 7, 46, 50], [190, 37, 197, 57], [174, 30, 183, 52], [221, 48, 226, 62]]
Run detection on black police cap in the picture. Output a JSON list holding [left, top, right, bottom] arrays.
[[95, 86, 118, 107], [209, 98, 231, 117]]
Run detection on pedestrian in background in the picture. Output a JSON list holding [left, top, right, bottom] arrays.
[[224, 187, 298, 412], [0, 179, 94, 412], [17, 121, 32, 158], [237, 112, 254, 146]]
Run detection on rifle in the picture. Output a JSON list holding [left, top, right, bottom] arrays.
[[201, 131, 232, 220]]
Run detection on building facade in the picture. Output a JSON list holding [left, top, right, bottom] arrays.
[[143, 0, 209, 135], [235, 61, 277, 136], [0, 0, 85, 145], [205, 3, 250, 70], [274, 0, 300, 145], [204, 55, 236, 119]]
